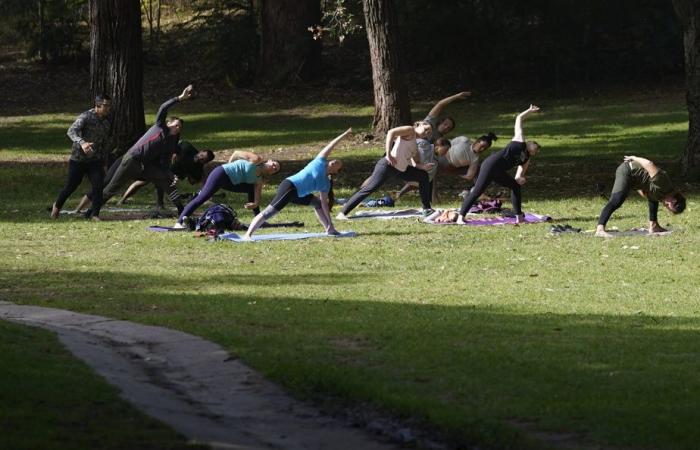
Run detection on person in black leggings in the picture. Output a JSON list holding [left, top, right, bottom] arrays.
[[457, 105, 541, 224], [51, 94, 114, 220], [595, 156, 686, 237]]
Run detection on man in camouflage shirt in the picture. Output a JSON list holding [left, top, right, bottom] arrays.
[[51, 94, 114, 219]]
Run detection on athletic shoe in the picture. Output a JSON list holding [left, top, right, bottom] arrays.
[[421, 208, 435, 217], [172, 220, 187, 230]]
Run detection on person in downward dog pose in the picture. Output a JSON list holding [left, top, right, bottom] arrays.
[[456, 105, 541, 224], [336, 122, 435, 219], [173, 151, 281, 229], [595, 155, 685, 237], [243, 128, 352, 239]]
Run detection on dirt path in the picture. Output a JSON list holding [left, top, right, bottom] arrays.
[[0, 301, 401, 450]]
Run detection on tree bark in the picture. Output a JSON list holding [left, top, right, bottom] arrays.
[[362, 0, 411, 136], [257, 0, 321, 86], [89, 0, 145, 156], [673, 0, 700, 174]]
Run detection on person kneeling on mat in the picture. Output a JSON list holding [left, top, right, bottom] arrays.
[[595, 155, 685, 237], [244, 128, 352, 240]]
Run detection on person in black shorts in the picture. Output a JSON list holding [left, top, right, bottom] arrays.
[[457, 105, 541, 224], [595, 156, 685, 237]]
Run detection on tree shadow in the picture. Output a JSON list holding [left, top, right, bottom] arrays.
[[4, 266, 700, 450]]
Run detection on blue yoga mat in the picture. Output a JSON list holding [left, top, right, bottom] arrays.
[[219, 231, 357, 242], [148, 225, 189, 232]]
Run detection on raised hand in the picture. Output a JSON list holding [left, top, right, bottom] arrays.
[[179, 85, 194, 101]]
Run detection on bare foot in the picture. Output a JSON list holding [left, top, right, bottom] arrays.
[[594, 229, 613, 238], [336, 212, 349, 221], [50, 204, 60, 219]]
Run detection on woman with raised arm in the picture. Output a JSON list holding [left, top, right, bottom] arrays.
[[423, 91, 471, 142], [595, 155, 685, 237], [456, 105, 541, 224], [336, 122, 435, 219], [172, 151, 280, 228], [243, 128, 352, 239]]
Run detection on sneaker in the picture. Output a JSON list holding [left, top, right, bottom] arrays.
[[172, 220, 187, 230], [421, 208, 435, 217], [336, 212, 349, 220]]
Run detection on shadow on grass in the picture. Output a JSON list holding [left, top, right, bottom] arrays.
[[4, 266, 700, 450]]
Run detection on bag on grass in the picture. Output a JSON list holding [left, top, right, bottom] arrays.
[[195, 203, 239, 233]]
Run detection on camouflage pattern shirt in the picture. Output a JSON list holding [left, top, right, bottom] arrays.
[[67, 109, 114, 163]]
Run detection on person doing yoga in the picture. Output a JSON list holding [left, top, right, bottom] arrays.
[[423, 91, 471, 142], [456, 105, 541, 225], [595, 156, 685, 237], [172, 151, 280, 229], [243, 128, 352, 239], [336, 122, 435, 219]]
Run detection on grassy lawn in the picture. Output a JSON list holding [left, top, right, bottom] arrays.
[[0, 320, 204, 450], [1, 90, 699, 449]]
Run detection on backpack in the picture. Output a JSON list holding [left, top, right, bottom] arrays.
[[195, 203, 239, 233]]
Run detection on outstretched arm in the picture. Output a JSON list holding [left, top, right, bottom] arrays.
[[229, 150, 263, 164], [244, 181, 262, 210], [461, 162, 479, 181], [319, 191, 338, 234], [155, 85, 194, 126], [428, 91, 471, 117], [515, 160, 531, 185], [624, 155, 660, 178], [318, 128, 352, 159], [513, 104, 540, 142]]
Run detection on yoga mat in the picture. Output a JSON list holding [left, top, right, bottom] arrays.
[[585, 227, 674, 237], [219, 231, 357, 242], [148, 225, 189, 232], [423, 209, 551, 226], [348, 208, 422, 220], [60, 207, 175, 215]]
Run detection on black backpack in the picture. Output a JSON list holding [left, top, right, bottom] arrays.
[[194, 204, 239, 233]]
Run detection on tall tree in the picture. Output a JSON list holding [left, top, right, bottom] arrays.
[[257, 0, 321, 85], [362, 0, 410, 135], [89, 0, 145, 156], [673, 0, 700, 174]]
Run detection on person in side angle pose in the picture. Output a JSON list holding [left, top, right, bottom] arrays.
[[51, 94, 114, 220], [422, 91, 471, 143], [243, 128, 352, 239], [80, 85, 195, 218], [595, 156, 685, 237], [456, 105, 541, 225], [173, 151, 280, 229], [117, 141, 215, 208], [336, 122, 436, 219]]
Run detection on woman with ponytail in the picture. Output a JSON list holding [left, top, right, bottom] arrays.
[[243, 128, 352, 239], [173, 151, 280, 228]]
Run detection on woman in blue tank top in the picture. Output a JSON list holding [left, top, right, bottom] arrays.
[[173, 151, 280, 228], [243, 129, 352, 239]]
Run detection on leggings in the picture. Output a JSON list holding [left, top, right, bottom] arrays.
[[55, 159, 104, 215], [269, 179, 320, 211], [178, 165, 258, 221], [598, 162, 659, 226], [341, 158, 431, 215], [100, 154, 182, 213], [459, 153, 521, 216]]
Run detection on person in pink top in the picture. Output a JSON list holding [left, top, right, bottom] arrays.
[[336, 121, 435, 219]]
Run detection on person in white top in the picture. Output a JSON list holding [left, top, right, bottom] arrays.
[[336, 121, 435, 219]]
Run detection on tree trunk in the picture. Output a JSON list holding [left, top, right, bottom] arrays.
[[362, 0, 411, 136], [257, 0, 321, 86], [89, 0, 145, 156], [673, 0, 700, 174], [38, 0, 46, 63]]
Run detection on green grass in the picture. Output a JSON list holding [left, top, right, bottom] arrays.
[[1, 91, 699, 449], [0, 320, 204, 450]]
